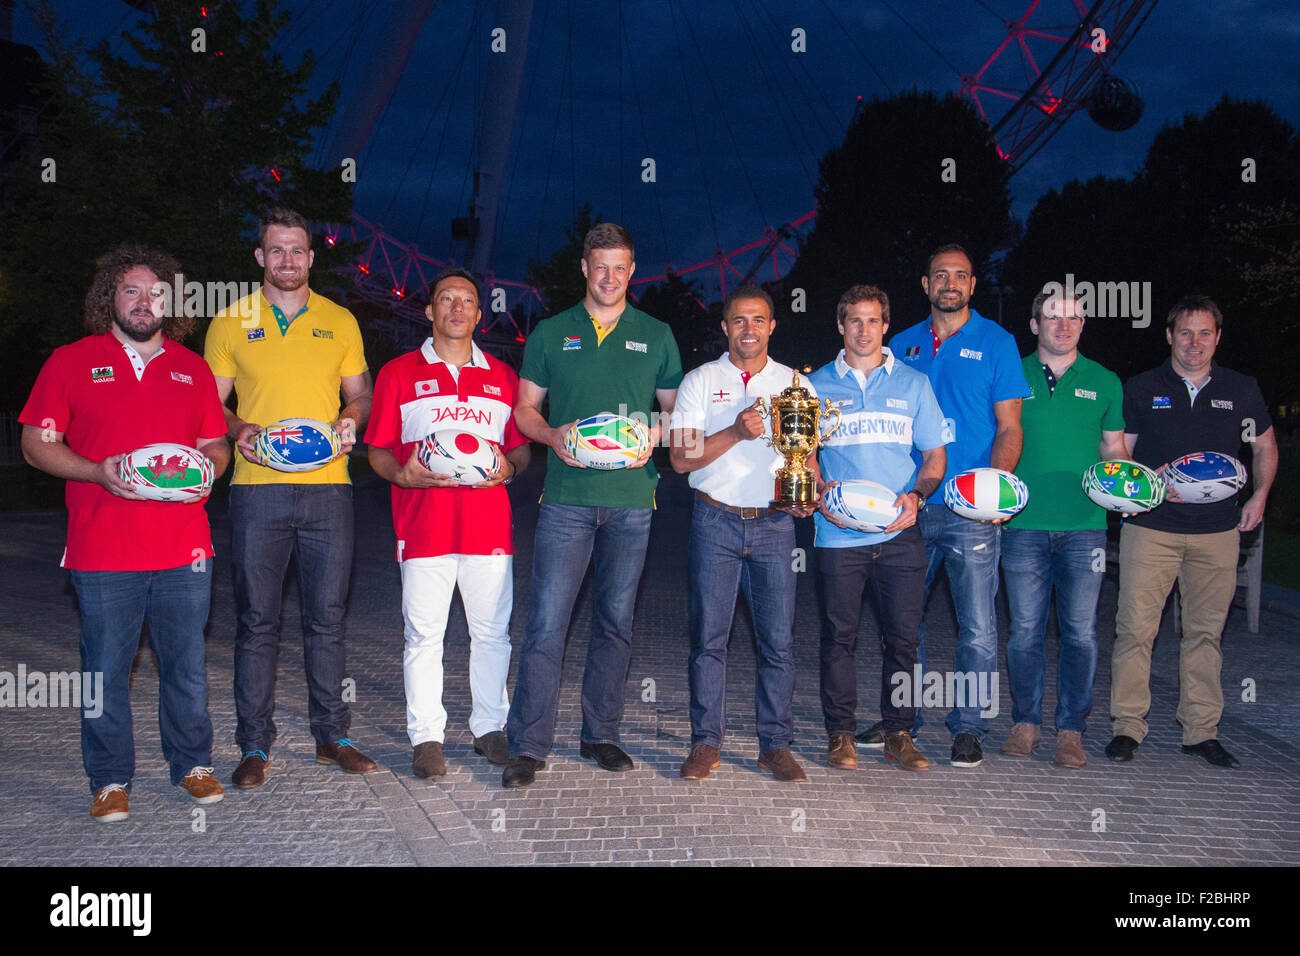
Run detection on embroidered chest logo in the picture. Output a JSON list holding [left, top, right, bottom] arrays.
[[170, 371, 194, 385], [246, 328, 266, 342], [904, 346, 921, 359], [1211, 399, 1234, 410], [482, 384, 503, 397], [91, 366, 114, 383], [1152, 396, 1171, 408], [711, 389, 732, 404], [1074, 388, 1097, 401], [959, 347, 984, 361], [625, 340, 647, 353], [312, 328, 333, 339], [886, 398, 908, 409], [562, 336, 582, 351]]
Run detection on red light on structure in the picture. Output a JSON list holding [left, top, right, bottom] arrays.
[[200, 6, 208, 16], [515, 334, 526, 342], [325, 235, 337, 246], [357, 264, 370, 274], [269, 167, 281, 182], [392, 288, 404, 298], [1043, 97, 1061, 115]]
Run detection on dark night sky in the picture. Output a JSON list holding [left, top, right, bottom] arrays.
[[17, 1, 1300, 289]]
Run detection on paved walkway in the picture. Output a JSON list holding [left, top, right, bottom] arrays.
[[1, 461, 1298, 866]]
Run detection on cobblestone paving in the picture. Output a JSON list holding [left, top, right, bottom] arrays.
[[2, 460, 1297, 866]]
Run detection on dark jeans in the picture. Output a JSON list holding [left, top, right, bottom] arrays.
[[687, 501, 797, 752], [230, 483, 354, 752], [817, 525, 927, 736], [70, 563, 214, 792], [506, 503, 653, 760]]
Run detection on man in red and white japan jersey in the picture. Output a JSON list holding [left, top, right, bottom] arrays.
[[365, 268, 530, 777]]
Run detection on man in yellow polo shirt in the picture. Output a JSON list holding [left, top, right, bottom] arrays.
[[205, 208, 375, 789]]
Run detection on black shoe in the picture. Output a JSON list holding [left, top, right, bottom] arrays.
[[1182, 739, 1240, 768], [579, 742, 634, 772], [950, 732, 983, 768], [1105, 734, 1140, 762], [502, 756, 545, 788], [855, 721, 886, 750], [473, 731, 510, 766]]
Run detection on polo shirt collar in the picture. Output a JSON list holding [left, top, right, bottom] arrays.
[[833, 347, 895, 378], [258, 289, 311, 334], [575, 302, 636, 325], [113, 334, 166, 380], [927, 308, 984, 338], [421, 336, 488, 370]]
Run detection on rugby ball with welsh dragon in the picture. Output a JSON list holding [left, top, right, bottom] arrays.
[[254, 418, 342, 473], [415, 429, 503, 485], [1163, 451, 1247, 504], [943, 468, 1029, 521], [821, 479, 904, 533], [1082, 460, 1165, 514], [118, 442, 215, 502], [563, 414, 651, 470]]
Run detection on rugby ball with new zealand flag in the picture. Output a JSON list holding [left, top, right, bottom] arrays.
[[1163, 451, 1247, 504]]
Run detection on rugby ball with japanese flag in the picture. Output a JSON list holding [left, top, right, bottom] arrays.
[[563, 414, 651, 470], [255, 418, 342, 472], [1082, 460, 1165, 514], [416, 429, 502, 484], [1163, 451, 1247, 504], [118, 442, 215, 502], [821, 480, 903, 533], [943, 468, 1029, 521]]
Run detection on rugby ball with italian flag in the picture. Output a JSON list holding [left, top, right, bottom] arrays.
[[416, 429, 503, 485], [255, 418, 342, 473], [1163, 451, 1247, 504], [563, 414, 651, 470], [821, 480, 903, 533], [943, 468, 1029, 521], [118, 442, 215, 502], [1082, 460, 1165, 514]]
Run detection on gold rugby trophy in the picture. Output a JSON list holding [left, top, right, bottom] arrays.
[[754, 372, 842, 508]]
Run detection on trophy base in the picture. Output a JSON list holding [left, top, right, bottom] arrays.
[[771, 468, 816, 508]]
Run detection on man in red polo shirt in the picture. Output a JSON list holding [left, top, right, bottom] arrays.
[[20, 245, 231, 822], [366, 269, 530, 777]]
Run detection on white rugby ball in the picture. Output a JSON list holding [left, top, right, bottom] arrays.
[[118, 442, 215, 502], [416, 429, 502, 485], [563, 414, 651, 470], [822, 480, 903, 533], [1082, 460, 1165, 514], [255, 418, 342, 473], [943, 468, 1029, 521], [1163, 452, 1247, 504]]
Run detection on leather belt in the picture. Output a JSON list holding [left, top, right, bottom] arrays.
[[695, 490, 776, 519]]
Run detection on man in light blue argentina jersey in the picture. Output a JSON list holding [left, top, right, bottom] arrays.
[[810, 285, 949, 772]]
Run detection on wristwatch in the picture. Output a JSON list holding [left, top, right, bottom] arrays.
[[503, 461, 517, 485], [907, 489, 926, 511]]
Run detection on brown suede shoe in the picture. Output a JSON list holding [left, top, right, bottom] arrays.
[[1054, 730, 1087, 769], [680, 743, 721, 779], [90, 783, 129, 823], [179, 766, 225, 804], [232, 751, 269, 790], [827, 733, 858, 770], [884, 731, 932, 771], [316, 738, 379, 774], [1000, 722, 1041, 757], [413, 741, 447, 777], [757, 748, 808, 782]]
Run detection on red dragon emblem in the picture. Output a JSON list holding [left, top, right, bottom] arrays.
[[147, 454, 189, 479]]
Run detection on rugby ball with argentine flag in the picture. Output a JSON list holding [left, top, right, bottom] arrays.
[[1163, 451, 1247, 504], [563, 414, 651, 470], [416, 429, 503, 485], [821, 480, 903, 533], [118, 442, 215, 502], [1082, 460, 1165, 513], [255, 418, 342, 473], [943, 468, 1029, 521]]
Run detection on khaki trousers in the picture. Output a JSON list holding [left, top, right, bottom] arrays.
[[1111, 523, 1239, 745]]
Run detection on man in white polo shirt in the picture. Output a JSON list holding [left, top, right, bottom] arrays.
[[669, 286, 815, 783]]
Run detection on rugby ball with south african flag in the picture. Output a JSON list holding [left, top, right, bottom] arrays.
[[254, 418, 342, 473], [563, 414, 651, 470], [118, 442, 215, 502], [943, 468, 1029, 521]]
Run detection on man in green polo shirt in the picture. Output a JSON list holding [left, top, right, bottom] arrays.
[[503, 222, 683, 788], [1000, 289, 1127, 768]]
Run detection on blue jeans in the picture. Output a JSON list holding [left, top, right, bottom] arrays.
[[70, 563, 214, 792], [1001, 528, 1105, 733], [506, 503, 653, 760], [687, 501, 797, 752], [916, 503, 1001, 739], [230, 484, 354, 752]]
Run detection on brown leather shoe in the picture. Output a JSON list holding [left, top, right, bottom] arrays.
[[884, 731, 931, 771], [232, 750, 269, 790], [412, 741, 447, 777], [90, 783, 129, 823], [1000, 722, 1041, 757], [680, 743, 721, 779], [316, 738, 379, 774], [827, 733, 858, 770], [1054, 730, 1087, 769], [179, 766, 225, 804], [758, 748, 808, 782]]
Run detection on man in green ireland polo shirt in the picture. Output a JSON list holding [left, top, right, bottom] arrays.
[[503, 222, 683, 788], [1000, 289, 1127, 768]]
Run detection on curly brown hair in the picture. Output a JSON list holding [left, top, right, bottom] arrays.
[[83, 245, 194, 342]]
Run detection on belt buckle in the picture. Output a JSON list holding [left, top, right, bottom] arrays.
[[740, 506, 760, 520]]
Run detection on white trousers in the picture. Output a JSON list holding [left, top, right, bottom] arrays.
[[400, 553, 513, 745]]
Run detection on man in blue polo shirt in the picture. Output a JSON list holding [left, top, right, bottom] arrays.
[[875, 244, 1031, 768], [812, 285, 948, 773]]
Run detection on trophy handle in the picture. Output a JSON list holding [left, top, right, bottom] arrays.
[[819, 399, 843, 442], [752, 396, 777, 449]]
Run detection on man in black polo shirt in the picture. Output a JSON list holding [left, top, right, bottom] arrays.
[[1108, 295, 1277, 768]]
